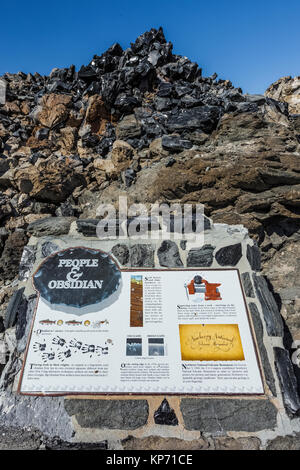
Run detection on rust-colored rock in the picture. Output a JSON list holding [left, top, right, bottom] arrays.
[[4, 101, 20, 115], [111, 140, 134, 172], [93, 158, 116, 182], [14, 159, 86, 203], [84, 95, 111, 134], [37, 93, 72, 128]]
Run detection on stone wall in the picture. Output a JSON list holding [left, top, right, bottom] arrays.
[[0, 217, 299, 450]]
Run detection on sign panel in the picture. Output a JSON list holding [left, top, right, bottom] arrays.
[[19, 247, 264, 395]]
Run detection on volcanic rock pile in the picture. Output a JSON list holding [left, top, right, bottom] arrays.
[[0, 27, 299, 347]]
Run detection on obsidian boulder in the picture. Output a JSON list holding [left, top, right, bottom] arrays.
[[166, 106, 222, 134], [154, 399, 178, 426]]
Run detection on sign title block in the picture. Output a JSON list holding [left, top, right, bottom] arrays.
[[19, 247, 264, 395]]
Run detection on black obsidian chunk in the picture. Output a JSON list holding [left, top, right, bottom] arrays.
[[187, 245, 215, 267], [252, 274, 283, 337], [246, 244, 261, 271], [241, 272, 254, 298], [215, 243, 242, 266], [154, 399, 178, 426], [161, 135, 192, 152], [131, 27, 167, 56], [114, 93, 139, 113], [274, 347, 300, 416], [33, 247, 121, 309], [78, 65, 98, 82], [157, 240, 183, 267]]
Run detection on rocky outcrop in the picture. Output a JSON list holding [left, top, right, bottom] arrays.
[[0, 26, 299, 348]]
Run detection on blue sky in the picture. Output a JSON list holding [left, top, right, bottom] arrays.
[[1, 0, 299, 94]]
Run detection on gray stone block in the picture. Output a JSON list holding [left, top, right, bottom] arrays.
[[274, 347, 300, 416], [111, 244, 129, 266], [187, 244, 215, 267], [157, 240, 183, 267], [248, 302, 276, 396], [0, 426, 42, 450], [41, 241, 59, 258], [130, 244, 155, 268], [17, 295, 37, 353], [15, 295, 29, 342], [64, 399, 149, 429], [215, 243, 242, 266], [0, 394, 73, 440], [180, 398, 277, 432], [4, 288, 25, 330], [252, 274, 284, 337], [246, 244, 261, 271]]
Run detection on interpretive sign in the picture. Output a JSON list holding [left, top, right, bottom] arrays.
[[19, 247, 264, 395]]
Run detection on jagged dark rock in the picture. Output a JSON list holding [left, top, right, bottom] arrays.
[[241, 272, 255, 298], [252, 274, 284, 337], [247, 244, 261, 271], [4, 287, 25, 330], [154, 399, 178, 426], [180, 398, 278, 432], [187, 244, 215, 267], [215, 243, 242, 266], [274, 347, 300, 416], [248, 302, 277, 396], [65, 399, 149, 429]]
